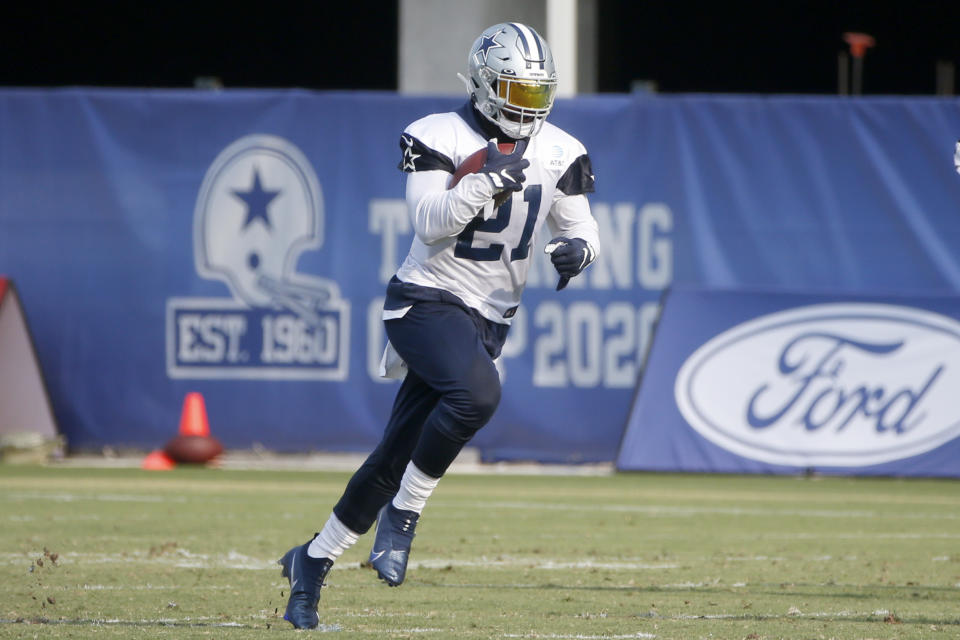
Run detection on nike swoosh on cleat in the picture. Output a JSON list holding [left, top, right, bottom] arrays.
[[370, 550, 386, 561]]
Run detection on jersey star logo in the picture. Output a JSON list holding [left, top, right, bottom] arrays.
[[232, 168, 280, 230], [475, 30, 505, 64], [401, 135, 421, 171]]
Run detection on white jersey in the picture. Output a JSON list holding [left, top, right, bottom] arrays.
[[394, 102, 599, 324]]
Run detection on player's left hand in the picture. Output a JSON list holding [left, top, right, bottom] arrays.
[[544, 237, 596, 290]]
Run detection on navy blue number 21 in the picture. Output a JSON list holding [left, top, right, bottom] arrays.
[[454, 185, 542, 261]]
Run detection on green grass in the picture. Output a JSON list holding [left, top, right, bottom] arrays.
[[1, 464, 958, 639]]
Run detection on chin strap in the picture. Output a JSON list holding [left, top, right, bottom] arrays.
[[456, 73, 471, 95]]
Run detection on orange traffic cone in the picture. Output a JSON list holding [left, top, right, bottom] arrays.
[[142, 449, 176, 470], [178, 392, 211, 437]]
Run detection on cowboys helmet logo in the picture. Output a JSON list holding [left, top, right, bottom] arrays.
[[195, 134, 338, 310], [167, 134, 349, 380]]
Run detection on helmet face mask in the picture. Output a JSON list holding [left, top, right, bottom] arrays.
[[467, 23, 558, 138]]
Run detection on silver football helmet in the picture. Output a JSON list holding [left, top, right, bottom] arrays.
[[465, 22, 558, 139]]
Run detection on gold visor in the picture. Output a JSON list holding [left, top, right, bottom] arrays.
[[498, 78, 557, 111]]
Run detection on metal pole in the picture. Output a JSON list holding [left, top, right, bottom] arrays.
[[547, 0, 578, 97], [851, 56, 863, 95], [838, 52, 849, 95], [936, 60, 955, 96], [842, 32, 875, 96]]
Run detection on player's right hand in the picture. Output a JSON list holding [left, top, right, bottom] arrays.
[[479, 139, 529, 194]]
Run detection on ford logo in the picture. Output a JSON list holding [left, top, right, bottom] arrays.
[[674, 303, 960, 467]]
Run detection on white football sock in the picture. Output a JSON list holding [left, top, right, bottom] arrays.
[[307, 513, 360, 560], [391, 461, 441, 514]]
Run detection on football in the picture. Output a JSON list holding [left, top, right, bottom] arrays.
[[450, 142, 518, 208], [164, 434, 224, 464]]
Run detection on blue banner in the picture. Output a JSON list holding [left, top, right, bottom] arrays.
[[1, 89, 959, 463], [618, 287, 960, 476]]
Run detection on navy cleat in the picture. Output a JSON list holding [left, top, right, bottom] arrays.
[[369, 503, 420, 586], [278, 537, 334, 630]]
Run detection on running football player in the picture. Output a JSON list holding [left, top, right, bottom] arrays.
[[279, 22, 600, 629]]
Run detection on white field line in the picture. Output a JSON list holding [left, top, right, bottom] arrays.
[[379, 579, 960, 593], [0, 616, 257, 628], [765, 532, 960, 540], [3, 548, 953, 571], [669, 610, 904, 620], [599, 609, 944, 623], [7, 493, 955, 520], [6, 514, 103, 522], [334, 610, 430, 618], [10, 614, 641, 638], [0, 550, 274, 570], [434, 500, 960, 521], [5, 491, 187, 503], [0, 550, 676, 571], [62, 584, 237, 591], [409, 558, 678, 570], [59, 579, 951, 593]]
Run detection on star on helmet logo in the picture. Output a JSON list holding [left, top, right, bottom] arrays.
[[401, 135, 421, 171], [232, 168, 280, 230], [475, 30, 505, 65]]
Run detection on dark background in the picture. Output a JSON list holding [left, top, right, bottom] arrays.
[[599, 1, 960, 94], [3, 1, 959, 94]]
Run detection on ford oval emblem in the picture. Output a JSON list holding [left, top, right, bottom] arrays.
[[674, 303, 960, 467]]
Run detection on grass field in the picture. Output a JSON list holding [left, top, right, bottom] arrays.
[[1, 464, 958, 639]]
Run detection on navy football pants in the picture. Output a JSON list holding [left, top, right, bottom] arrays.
[[332, 300, 508, 534]]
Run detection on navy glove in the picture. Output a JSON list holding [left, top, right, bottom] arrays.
[[544, 237, 596, 290], [479, 139, 529, 197]]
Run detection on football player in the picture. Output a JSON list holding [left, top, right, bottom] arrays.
[[279, 22, 600, 629]]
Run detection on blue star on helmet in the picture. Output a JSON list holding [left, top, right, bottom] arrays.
[[475, 30, 505, 65], [232, 168, 280, 230], [401, 135, 421, 171]]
